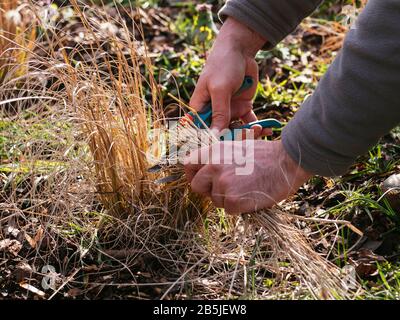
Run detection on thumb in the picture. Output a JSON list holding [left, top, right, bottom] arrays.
[[189, 79, 210, 112], [210, 88, 231, 131]]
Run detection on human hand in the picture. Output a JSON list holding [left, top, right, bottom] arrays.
[[190, 17, 269, 136], [184, 140, 313, 214]]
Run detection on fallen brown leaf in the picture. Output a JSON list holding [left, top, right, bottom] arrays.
[[25, 225, 44, 249]]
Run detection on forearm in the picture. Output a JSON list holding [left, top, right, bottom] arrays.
[[219, 0, 323, 49], [282, 0, 400, 177]]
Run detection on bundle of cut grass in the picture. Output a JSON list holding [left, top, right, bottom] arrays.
[[248, 210, 359, 299]]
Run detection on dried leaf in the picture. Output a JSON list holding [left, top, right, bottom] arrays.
[[349, 249, 385, 277], [25, 226, 44, 249], [34, 226, 44, 245], [19, 282, 45, 298], [25, 233, 36, 249]]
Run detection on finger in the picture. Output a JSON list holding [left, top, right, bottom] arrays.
[[190, 78, 210, 112], [234, 127, 261, 140], [230, 100, 252, 120], [248, 125, 262, 140], [240, 109, 258, 124], [224, 195, 262, 215], [183, 145, 212, 182], [224, 195, 242, 215], [234, 57, 259, 101], [210, 87, 232, 131], [261, 128, 273, 137], [184, 162, 204, 183], [190, 165, 214, 197], [210, 180, 224, 208], [246, 57, 259, 92]]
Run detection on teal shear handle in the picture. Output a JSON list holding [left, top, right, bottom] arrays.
[[240, 118, 282, 129], [223, 118, 282, 141], [189, 76, 282, 131], [189, 76, 254, 128]]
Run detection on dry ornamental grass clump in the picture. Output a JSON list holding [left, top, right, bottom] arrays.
[[65, 5, 361, 298]]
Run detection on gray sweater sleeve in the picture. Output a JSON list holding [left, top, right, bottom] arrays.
[[282, 0, 400, 176], [219, 0, 323, 49], [220, 0, 400, 177]]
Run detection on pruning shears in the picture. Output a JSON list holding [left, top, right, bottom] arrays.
[[181, 76, 282, 136], [148, 76, 282, 183]]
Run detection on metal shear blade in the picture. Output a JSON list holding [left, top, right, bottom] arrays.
[[154, 174, 181, 185]]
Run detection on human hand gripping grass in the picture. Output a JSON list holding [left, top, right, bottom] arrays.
[[186, 17, 312, 213], [184, 140, 312, 214]]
